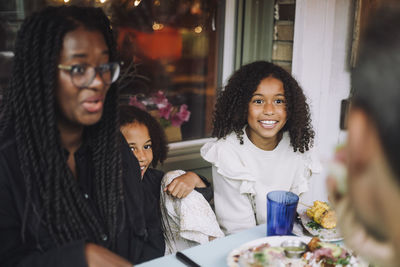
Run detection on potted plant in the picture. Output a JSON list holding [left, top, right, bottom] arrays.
[[129, 90, 191, 142]]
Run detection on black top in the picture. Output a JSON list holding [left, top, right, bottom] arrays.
[[139, 168, 212, 262], [0, 135, 150, 266]]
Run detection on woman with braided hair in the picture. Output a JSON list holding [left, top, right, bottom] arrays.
[[0, 5, 148, 267], [201, 61, 322, 235]]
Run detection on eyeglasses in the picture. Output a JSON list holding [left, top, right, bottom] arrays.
[[58, 62, 121, 89]]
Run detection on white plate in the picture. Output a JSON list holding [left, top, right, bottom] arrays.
[[227, 235, 367, 267], [227, 235, 311, 267], [298, 210, 343, 242]]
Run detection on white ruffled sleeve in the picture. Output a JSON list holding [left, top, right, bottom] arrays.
[[201, 139, 258, 234], [200, 139, 256, 195], [290, 149, 323, 195]]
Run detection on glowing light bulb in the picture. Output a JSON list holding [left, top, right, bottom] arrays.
[[194, 26, 202, 33], [134, 0, 141, 7], [100, 0, 107, 3], [152, 23, 164, 31], [63, 0, 70, 3]]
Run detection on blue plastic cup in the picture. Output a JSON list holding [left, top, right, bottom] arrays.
[[267, 190, 299, 236]]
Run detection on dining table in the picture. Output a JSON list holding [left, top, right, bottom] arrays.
[[137, 224, 266, 267]]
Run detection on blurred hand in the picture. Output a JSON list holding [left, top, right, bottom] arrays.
[[334, 196, 396, 267], [326, 143, 350, 206], [85, 243, 133, 267], [326, 146, 397, 267], [164, 171, 205, 199]]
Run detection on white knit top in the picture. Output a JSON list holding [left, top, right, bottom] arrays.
[[200, 127, 322, 235]]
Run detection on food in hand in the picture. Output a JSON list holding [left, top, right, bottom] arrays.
[[328, 158, 347, 195], [306, 201, 337, 229]]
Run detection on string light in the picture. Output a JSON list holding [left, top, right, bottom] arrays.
[[134, 0, 141, 7], [194, 26, 202, 33], [100, 0, 107, 3], [152, 22, 164, 31], [63, 0, 70, 3]]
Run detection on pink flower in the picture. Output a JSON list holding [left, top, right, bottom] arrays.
[[177, 104, 191, 122], [170, 105, 191, 126], [129, 96, 147, 110], [171, 113, 184, 126], [159, 103, 173, 119], [151, 90, 169, 109], [129, 92, 191, 128]]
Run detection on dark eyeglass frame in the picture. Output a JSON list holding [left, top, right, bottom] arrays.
[[57, 62, 121, 89]]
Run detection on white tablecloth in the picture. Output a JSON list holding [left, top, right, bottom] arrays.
[[137, 224, 266, 267]]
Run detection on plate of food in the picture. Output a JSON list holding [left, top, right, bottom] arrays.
[[295, 201, 343, 242], [227, 236, 366, 267]]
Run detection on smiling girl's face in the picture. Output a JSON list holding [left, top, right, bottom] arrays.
[[246, 76, 287, 150], [121, 121, 153, 178]]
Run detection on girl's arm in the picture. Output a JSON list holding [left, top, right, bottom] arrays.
[[193, 174, 213, 202], [164, 171, 211, 200]]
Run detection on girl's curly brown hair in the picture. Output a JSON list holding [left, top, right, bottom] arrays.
[[119, 105, 169, 167], [212, 61, 314, 153]]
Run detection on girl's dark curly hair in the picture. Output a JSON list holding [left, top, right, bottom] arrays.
[[212, 61, 314, 153], [0, 6, 122, 248], [120, 105, 168, 167]]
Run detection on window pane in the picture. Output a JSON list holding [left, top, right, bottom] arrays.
[[0, 0, 224, 142], [115, 0, 223, 142]]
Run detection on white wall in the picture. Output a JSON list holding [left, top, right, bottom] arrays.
[[221, 0, 237, 85], [292, 0, 353, 203]]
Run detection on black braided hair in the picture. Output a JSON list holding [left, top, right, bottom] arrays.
[[0, 6, 123, 248], [212, 61, 314, 153], [119, 105, 168, 167]]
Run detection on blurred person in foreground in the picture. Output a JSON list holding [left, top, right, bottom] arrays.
[[328, 3, 400, 266]]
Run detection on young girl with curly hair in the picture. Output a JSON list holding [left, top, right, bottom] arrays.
[[120, 105, 223, 256], [201, 61, 322, 235]]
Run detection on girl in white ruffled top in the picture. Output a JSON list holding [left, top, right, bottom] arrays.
[[201, 61, 322, 235]]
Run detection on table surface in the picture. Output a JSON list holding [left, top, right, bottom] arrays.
[[137, 224, 266, 267]]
